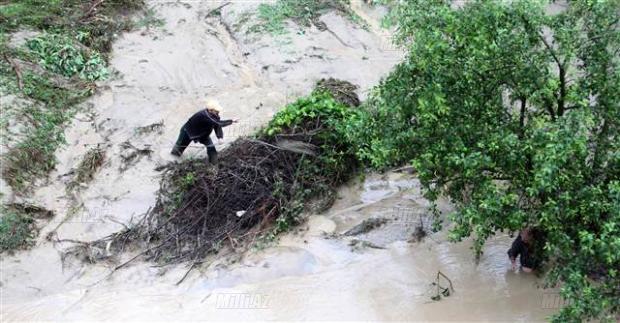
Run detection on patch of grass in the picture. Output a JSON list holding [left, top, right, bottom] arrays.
[[26, 33, 109, 81], [249, 0, 366, 35], [0, 0, 145, 192], [0, 0, 68, 33], [180, 171, 196, 190], [134, 7, 165, 30], [0, 204, 54, 253], [0, 209, 36, 252], [2, 70, 90, 191], [233, 11, 253, 33]]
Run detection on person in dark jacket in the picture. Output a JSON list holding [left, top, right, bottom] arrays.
[[508, 227, 536, 272], [171, 99, 237, 163]]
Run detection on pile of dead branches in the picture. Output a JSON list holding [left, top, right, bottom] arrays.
[[66, 80, 360, 267], [132, 138, 307, 264]]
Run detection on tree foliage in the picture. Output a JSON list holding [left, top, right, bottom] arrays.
[[264, 90, 359, 190], [351, 0, 619, 321]]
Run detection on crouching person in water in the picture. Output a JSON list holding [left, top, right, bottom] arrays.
[[508, 227, 539, 273], [171, 99, 237, 163]]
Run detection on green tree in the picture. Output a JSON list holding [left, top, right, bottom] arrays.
[[351, 0, 619, 321]]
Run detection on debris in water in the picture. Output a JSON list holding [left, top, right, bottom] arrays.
[[410, 218, 427, 243], [315, 78, 360, 107], [344, 217, 388, 236], [69, 146, 106, 189], [60, 240, 113, 265], [430, 271, 455, 301], [349, 238, 385, 251], [119, 141, 153, 172], [134, 120, 164, 136], [206, 2, 231, 17]]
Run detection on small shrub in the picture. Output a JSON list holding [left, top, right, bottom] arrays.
[[26, 34, 109, 81], [0, 209, 36, 252]]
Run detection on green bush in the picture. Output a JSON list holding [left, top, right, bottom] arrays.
[[263, 90, 358, 185], [342, 89, 416, 169], [0, 209, 36, 252], [259, 90, 359, 234], [26, 34, 109, 81]]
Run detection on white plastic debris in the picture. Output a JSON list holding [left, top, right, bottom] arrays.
[[235, 210, 246, 218]]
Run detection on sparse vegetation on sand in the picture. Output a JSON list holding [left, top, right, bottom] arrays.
[[0, 0, 152, 252], [0, 0, 148, 191], [0, 203, 53, 252], [249, 0, 367, 35]]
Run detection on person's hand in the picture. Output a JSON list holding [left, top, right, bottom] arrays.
[[232, 119, 239, 123], [510, 258, 517, 271], [218, 139, 223, 145], [522, 267, 533, 273]]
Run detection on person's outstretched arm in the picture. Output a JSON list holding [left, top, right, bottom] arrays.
[[205, 112, 235, 139], [218, 119, 234, 127], [214, 119, 237, 139], [215, 120, 232, 138]]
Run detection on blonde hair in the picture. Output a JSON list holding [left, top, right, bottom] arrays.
[[205, 98, 224, 113]]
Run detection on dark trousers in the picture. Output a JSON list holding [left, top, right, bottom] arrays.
[[172, 127, 218, 163]]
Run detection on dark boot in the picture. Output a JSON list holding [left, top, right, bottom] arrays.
[[207, 147, 218, 164], [171, 127, 191, 157], [170, 145, 183, 157]]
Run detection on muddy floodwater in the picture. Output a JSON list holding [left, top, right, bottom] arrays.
[[1, 1, 558, 321], [1, 173, 558, 321]]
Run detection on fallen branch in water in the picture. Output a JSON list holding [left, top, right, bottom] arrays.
[[431, 270, 455, 301], [206, 2, 231, 17], [176, 260, 202, 285]]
